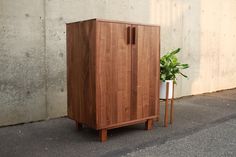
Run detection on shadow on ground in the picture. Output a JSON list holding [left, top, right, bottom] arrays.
[[0, 89, 236, 157]]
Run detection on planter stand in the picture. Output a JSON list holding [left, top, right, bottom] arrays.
[[163, 82, 174, 127]]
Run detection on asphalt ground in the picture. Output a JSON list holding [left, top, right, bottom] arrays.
[[0, 89, 236, 157]]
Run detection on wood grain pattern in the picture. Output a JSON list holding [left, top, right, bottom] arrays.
[[67, 20, 96, 128], [145, 119, 153, 130], [100, 129, 107, 142], [101, 116, 156, 130], [96, 22, 132, 128], [170, 85, 174, 124], [132, 25, 160, 120], [164, 82, 169, 127], [67, 19, 160, 141]]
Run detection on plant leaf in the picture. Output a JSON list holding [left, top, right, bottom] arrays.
[[160, 48, 189, 82]]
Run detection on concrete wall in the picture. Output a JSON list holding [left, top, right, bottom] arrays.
[[0, 0, 46, 126], [1, 0, 236, 126]]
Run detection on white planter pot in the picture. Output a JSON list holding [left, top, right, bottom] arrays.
[[160, 80, 174, 99]]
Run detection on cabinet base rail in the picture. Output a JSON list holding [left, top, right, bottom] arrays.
[[76, 119, 154, 142]]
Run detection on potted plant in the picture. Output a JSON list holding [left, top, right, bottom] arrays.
[[160, 48, 189, 99]]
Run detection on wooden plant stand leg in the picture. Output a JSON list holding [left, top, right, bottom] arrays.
[[156, 99, 160, 122], [76, 122, 83, 129], [156, 82, 161, 122], [99, 129, 107, 142], [145, 119, 153, 130], [170, 84, 174, 124], [164, 82, 169, 127]]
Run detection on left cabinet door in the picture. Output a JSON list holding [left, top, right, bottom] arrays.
[[96, 21, 132, 128]]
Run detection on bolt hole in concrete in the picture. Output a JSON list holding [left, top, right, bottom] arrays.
[[59, 17, 63, 21], [59, 53, 63, 58], [25, 52, 30, 57], [26, 91, 30, 95], [25, 13, 30, 17]]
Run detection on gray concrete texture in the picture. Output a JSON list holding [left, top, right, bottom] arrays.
[[0, 89, 235, 157], [1, 0, 236, 126]]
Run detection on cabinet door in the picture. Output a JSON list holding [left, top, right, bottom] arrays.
[[131, 25, 160, 119], [96, 22, 132, 128]]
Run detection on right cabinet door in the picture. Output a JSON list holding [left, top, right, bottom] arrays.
[[131, 25, 160, 119]]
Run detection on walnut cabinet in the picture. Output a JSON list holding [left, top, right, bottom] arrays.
[[66, 19, 160, 142]]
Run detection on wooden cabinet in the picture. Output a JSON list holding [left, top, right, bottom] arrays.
[[66, 19, 160, 142]]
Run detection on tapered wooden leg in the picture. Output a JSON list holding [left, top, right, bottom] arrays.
[[164, 82, 169, 127], [99, 129, 107, 142], [76, 122, 83, 129], [170, 84, 174, 124], [156, 86, 160, 122], [170, 98, 174, 124], [156, 100, 160, 122], [145, 119, 153, 130]]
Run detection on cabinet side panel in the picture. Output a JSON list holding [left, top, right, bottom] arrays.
[[67, 23, 76, 120], [156, 27, 160, 119], [66, 21, 96, 128]]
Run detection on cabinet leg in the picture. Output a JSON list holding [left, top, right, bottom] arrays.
[[99, 129, 107, 142], [145, 119, 153, 130], [76, 122, 83, 129]]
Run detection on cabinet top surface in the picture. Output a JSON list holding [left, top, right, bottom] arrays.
[[66, 18, 160, 27]]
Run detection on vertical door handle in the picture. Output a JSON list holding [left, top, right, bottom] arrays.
[[132, 27, 136, 45], [127, 26, 131, 44]]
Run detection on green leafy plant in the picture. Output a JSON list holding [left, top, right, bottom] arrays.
[[160, 48, 189, 84]]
